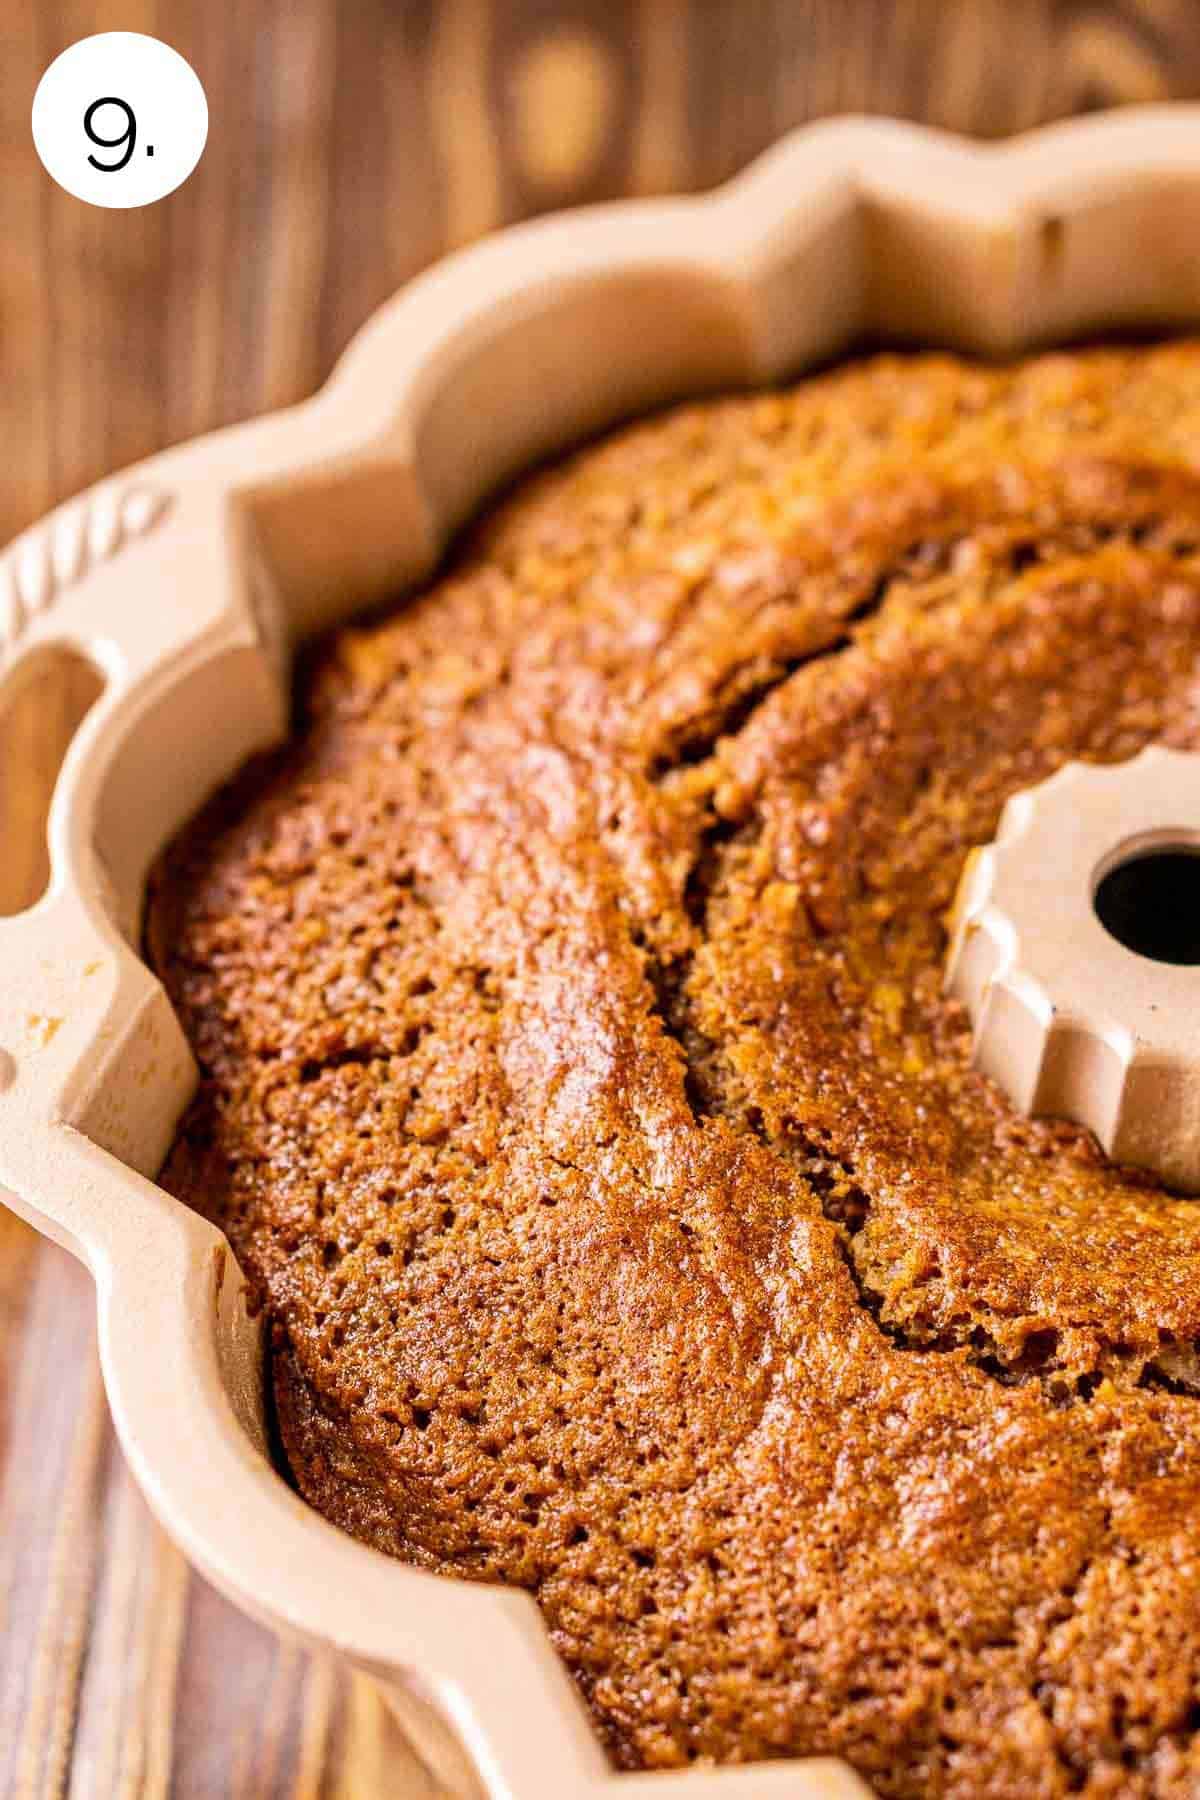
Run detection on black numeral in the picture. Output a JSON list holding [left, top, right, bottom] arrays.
[[84, 96, 136, 172]]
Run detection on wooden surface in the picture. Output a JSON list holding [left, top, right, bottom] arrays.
[[3, 2, 1200, 1793]]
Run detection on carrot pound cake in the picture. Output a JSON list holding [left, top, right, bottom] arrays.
[[153, 345, 1200, 1797]]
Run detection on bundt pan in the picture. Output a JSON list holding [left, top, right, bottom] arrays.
[[4, 109, 1200, 1800]]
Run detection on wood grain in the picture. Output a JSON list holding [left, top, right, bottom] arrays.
[[3, 1, 1200, 1792]]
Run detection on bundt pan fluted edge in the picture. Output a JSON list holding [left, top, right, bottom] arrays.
[[3, 108, 1200, 1800]]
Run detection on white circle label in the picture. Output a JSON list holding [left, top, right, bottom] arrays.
[[32, 33, 207, 209]]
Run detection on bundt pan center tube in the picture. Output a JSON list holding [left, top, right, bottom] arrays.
[[946, 747, 1200, 1194], [3, 109, 1200, 1798]]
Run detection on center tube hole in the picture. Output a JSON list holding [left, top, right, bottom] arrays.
[[1094, 845, 1200, 966]]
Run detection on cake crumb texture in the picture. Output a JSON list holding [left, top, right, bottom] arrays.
[[153, 345, 1200, 1797]]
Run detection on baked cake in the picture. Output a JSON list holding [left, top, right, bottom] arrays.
[[151, 345, 1200, 1797]]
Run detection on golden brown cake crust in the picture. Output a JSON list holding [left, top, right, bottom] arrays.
[[153, 346, 1200, 1797]]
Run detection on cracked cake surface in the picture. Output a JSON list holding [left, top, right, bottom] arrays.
[[152, 344, 1200, 1797]]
